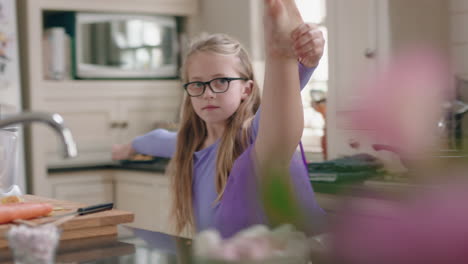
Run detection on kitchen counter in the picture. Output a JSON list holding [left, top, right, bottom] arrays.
[[47, 158, 170, 174], [47, 157, 414, 200], [46, 157, 419, 218], [0, 226, 192, 263]]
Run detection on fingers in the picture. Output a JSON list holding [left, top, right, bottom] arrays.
[[295, 38, 324, 57], [292, 23, 317, 40], [292, 23, 325, 67], [282, 0, 304, 25], [111, 143, 134, 160]]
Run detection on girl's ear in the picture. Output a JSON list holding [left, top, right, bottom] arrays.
[[241, 80, 254, 100]]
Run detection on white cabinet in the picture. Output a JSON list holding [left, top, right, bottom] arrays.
[[114, 171, 172, 234], [328, 0, 380, 110], [19, 0, 198, 16], [44, 99, 118, 166], [49, 170, 114, 205], [18, 0, 194, 197], [326, 0, 449, 159], [44, 96, 180, 166], [118, 98, 180, 144], [49, 169, 174, 234]]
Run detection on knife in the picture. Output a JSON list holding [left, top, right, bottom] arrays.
[[54, 202, 114, 218], [46, 202, 115, 227], [13, 202, 114, 227]]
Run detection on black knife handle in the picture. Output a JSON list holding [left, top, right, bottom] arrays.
[[77, 202, 114, 215]]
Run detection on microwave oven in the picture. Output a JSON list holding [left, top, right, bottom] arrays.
[[73, 12, 179, 79]]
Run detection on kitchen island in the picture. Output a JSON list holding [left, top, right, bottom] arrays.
[[47, 158, 417, 232], [47, 158, 174, 235], [0, 226, 192, 263]]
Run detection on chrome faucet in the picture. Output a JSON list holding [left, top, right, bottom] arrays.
[[0, 112, 77, 158]]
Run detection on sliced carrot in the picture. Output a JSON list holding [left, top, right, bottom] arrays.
[[0, 202, 53, 224]]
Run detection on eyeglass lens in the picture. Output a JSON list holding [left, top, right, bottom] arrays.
[[186, 78, 230, 96]]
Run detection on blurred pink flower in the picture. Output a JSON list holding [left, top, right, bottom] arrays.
[[350, 46, 454, 158], [332, 183, 468, 264]]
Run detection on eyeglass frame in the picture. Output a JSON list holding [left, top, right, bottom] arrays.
[[183, 77, 249, 97]]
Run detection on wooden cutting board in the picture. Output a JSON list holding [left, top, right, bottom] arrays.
[[0, 195, 134, 248]]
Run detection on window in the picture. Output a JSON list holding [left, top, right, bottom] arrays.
[[296, 0, 328, 159]]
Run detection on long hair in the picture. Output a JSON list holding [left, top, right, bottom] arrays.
[[167, 34, 261, 235]]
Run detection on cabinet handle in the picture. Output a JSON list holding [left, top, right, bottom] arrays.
[[110, 122, 119, 128], [365, 48, 376, 59], [367, 0, 378, 59], [120, 122, 128, 129]]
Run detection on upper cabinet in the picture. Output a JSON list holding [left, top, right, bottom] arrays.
[[19, 0, 198, 16], [326, 0, 449, 158], [17, 0, 195, 195]]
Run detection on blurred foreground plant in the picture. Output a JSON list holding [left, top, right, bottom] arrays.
[[330, 45, 468, 264]]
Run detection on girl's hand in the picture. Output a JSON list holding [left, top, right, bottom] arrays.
[[111, 143, 135, 160], [292, 23, 325, 68], [264, 0, 303, 58]]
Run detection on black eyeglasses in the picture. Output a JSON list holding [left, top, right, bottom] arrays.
[[183, 77, 248, 97]]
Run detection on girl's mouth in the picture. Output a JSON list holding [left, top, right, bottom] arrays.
[[202, 105, 220, 110]]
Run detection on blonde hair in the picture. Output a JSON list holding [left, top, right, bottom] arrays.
[[167, 34, 261, 234]]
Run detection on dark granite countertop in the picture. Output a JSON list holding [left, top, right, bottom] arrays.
[[48, 158, 170, 174]]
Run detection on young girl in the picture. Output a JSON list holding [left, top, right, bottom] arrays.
[[113, 0, 326, 238]]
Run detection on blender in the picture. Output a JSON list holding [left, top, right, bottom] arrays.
[[0, 110, 78, 197], [0, 105, 22, 197]]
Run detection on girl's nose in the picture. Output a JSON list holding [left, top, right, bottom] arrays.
[[202, 87, 216, 99]]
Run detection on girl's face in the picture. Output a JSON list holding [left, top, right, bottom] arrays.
[[186, 52, 253, 125]]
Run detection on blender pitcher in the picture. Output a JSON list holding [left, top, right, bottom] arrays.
[[0, 128, 22, 197]]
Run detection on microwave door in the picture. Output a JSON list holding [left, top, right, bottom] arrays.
[[75, 13, 178, 79]]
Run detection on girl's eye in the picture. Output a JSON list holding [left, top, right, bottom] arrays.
[[212, 78, 228, 87], [190, 82, 204, 89], [218, 78, 228, 84]]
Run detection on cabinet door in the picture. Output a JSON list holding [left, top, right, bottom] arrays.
[[49, 170, 114, 205], [327, 0, 382, 158], [114, 171, 172, 234], [328, 0, 380, 110], [44, 99, 119, 166], [118, 97, 180, 144]]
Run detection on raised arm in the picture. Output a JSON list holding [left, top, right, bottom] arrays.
[[255, 0, 305, 169], [250, 64, 316, 142]]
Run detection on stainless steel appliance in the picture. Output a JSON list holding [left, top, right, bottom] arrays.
[[74, 12, 179, 79]]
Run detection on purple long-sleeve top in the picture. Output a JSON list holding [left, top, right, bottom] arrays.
[[132, 63, 325, 238]]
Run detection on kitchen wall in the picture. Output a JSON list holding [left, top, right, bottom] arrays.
[[388, 0, 449, 54], [193, 0, 265, 87], [195, 0, 263, 61]]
